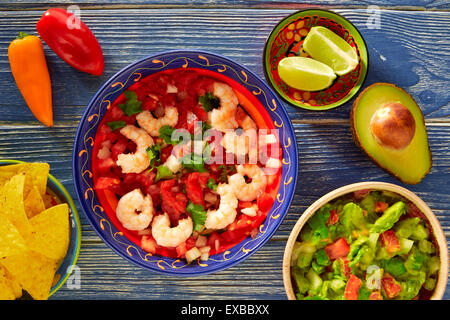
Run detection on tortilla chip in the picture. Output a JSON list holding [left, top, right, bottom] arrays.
[[0, 265, 16, 300], [24, 185, 46, 219], [0, 250, 58, 300], [28, 203, 70, 261], [0, 163, 49, 196], [0, 174, 33, 241], [0, 214, 27, 259], [3, 266, 22, 299], [42, 190, 60, 209]]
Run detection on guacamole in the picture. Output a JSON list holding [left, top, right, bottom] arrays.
[[291, 190, 440, 300]]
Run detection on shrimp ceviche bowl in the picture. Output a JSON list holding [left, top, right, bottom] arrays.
[[73, 51, 297, 275], [283, 182, 448, 300]]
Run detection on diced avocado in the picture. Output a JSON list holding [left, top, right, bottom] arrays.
[[398, 238, 414, 255], [370, 201, 405, 233], [418, 239, 435, 254], [292, 241, 316, 268], [395, 217, 420, 238], [383, 257, 406, 277], [411, 223, 429, 241], [350, 83, 432, 184], [404, 249, 428, 275], [340, 202, 366, 231], [426, 256, 440, 276], [297, 252, 314, 269], [400, 279, 424, 300], [306, 269, 323, 293], [423, 278, 436, 291], [292, 268, 310, 294], [330, 279, 346, 292]]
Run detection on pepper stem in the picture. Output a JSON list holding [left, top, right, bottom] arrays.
[[16, 32, 31, 40]]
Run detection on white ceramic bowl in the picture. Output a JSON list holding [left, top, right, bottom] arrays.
[[283, 181, 449, 300]]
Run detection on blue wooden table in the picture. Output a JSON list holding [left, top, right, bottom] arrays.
[[0, 1, 448, 300]]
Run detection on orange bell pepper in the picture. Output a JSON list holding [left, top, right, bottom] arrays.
[[8, 32, 53, 127]]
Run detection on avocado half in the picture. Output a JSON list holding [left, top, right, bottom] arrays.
[[350, 83, 432, 184]]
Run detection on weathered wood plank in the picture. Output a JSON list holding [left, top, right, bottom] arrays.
[[0, 0, 448, 11], [0, 120, 448, 299], [0, 9, 448, 122]]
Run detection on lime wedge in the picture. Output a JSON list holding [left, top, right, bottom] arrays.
[[303, 26, 359, 76], [278, 56, 337, 91]]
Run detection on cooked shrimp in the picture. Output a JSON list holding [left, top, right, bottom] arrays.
[[116, 125, 154, 174], [208, 82, 238, 132], [151, 213, 193, 247], [136, 106, 179, 137], [204, 184, 238, 230], [221, 129, 258, 163], [116, 189, 154, 231], [228, 164, 267, 201], [235, 106, 257, 130]]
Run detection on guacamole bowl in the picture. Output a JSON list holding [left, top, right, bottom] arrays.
[[283, 182, 448, 300]]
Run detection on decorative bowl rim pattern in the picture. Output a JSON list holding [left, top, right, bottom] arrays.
[[263, 8, 369, 111], [72, 50, 299, 276], [0, 159, 82, 298], [282, 181, 449, 300]]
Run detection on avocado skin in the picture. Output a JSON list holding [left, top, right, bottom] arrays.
[[350, 82, 432, 184]]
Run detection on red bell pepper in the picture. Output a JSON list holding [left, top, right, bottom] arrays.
[[36, 8, 104, 76]]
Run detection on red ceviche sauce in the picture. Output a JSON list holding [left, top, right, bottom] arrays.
[[92, 68, 282, 262]]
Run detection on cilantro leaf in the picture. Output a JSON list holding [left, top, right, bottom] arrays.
[[207, 178, 217, 191], [159, 125, 184, 145], [154, 165, 173, 182], [146, 144, 162, 170], [199, 92, 220, 112], [118, 91, 142, 116], [106, 120, 126, 131], [181, 153, 207, 173], [186, 202, 207, 232]]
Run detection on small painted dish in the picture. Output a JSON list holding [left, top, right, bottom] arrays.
[[263, 9, 369, 110]]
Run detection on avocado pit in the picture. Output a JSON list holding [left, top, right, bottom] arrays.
[[370, 102, 415, 150]]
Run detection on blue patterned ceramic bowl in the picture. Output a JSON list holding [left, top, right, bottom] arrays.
[[72, 50, 298, 276], [0, 159, 81, 298]]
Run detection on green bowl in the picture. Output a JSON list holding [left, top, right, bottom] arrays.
[[263, 9, 369, 111], [0, 159, 81, 299]]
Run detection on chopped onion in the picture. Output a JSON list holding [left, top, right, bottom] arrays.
[[195, 235, 207, 247], [97, 145, 111, 160], [166, 84, 178, 93], [199, 246, 211, 254], [200, 252, 210, 261], [185, 247, 201, 263], [241, 205, 257, 217], [214, 239, 220, 252]]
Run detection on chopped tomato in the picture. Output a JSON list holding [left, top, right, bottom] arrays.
[[96, 157, 116, 174], [141, 235, 157, 254], [256, 193, 273, 213], [380, 230, 401, 254], [327, 209, 339, 226], [344, 274, 362, 300], [185, 172, 205, 206], [207, 231, 223, 252], [94, 177, 121, 190], [369, 291, 383, 300], [186, 237, 197, 250], [381, 274, 402, 299], [161, 179, 188, 225], [325, 238, 350, 260], [375, 201, 389, 213], [111, 137, 128, 160], [176, 242, 187, 257]]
